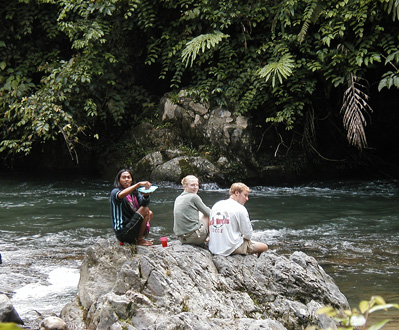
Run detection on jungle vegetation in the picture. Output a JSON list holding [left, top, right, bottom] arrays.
[[1, 0, 399, 168]]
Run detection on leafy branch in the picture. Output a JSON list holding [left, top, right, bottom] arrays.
[[306, 295, 399, 330], [384, 0, 399, 21], [378, 52, 399, 91]]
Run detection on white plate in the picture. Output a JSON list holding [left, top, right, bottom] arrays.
[[138, 185, 158, 194]]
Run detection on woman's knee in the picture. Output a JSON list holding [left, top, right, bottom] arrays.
[[137, 206, 149, 217], [140, 208, 153, 222]]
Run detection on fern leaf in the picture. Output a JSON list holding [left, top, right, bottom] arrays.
[[181, 31, 229, 67], [340, 74, 373, 150], [298, 21, 311, 44], [298, 0, 323, 43], [258, 54, 295, 87]]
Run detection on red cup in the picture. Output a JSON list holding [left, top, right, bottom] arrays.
[[160, 237, 168, 247]]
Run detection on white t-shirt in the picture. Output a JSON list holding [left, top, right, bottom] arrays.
[[208, 198, 253, 256]]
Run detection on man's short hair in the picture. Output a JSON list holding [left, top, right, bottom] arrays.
[[229, 182, 250, 195]]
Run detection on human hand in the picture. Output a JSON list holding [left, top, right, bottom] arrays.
[[139, 181, 152, 190]]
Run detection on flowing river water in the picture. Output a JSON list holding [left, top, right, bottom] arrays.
[[0, 173, 398, 329]]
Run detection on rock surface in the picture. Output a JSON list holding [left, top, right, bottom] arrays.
[[0, 294, 24, 325], [40, 316, 67, 330], [130, 93, 263, 185], [61, 239, 348, 330], [160, 94, 254, 162], [148, 155, 224, 183], [102, 92, 305, 186]]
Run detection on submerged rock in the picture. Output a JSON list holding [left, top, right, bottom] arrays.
[[40, 316, 67, 330], [61, 239, 348, 330]]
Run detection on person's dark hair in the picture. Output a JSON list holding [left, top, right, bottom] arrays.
[[113, 169, 135, 190]]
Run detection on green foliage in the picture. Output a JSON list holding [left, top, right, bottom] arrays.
[[384, 0, 399, 21], [297, 0, 323, 44], [1, 0, 399, 164], [0, 0, 157, 163], [378, 50, 399, 90], [182, 31, 229, 67], [306, 296, 399, 330], [258, 54, 295, 88], [0, 323, 23, 330], [378, 70, 399, 90]]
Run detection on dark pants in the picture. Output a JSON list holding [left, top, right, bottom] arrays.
[[116, 213, 144, 244]]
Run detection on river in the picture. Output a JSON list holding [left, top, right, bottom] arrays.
[[0, 173, 398, 329]]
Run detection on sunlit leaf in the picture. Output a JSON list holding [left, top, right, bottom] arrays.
[[367, 319, 391, 330], [0, 323, 24, 330], [359, 300, 370, 314], [369, 304, 395, 313], [373, 296, 386, 305]]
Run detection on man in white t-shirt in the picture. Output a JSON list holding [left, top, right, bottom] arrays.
[[208, 182, 268, 256]]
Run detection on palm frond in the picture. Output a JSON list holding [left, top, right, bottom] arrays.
[[258, 54, 295, 87], [340, 74, 373, 150], [181, 31, 229, 67]]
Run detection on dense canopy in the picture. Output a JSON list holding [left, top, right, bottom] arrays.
[[1, 0, 399, 166]]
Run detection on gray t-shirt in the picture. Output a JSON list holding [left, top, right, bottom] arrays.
[[173, 191, 211, 236]]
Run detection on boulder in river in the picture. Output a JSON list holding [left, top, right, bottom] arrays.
[[40, 316, 67, 330], [60, 239, 348, 330]]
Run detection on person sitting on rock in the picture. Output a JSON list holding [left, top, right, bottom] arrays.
[[110, 169, 154, 246], [208, 182, 268, 256], [173, 175, 211, 246]]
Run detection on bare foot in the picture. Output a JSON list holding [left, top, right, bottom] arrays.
[[137, 239, 153, 246]]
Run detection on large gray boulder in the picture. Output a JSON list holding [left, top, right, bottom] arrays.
[[120, 93, 292, 185], [61, 239, 348, 330], [149, 155, 224, 183], [160, 93, 255, 164], [134, 151, 225, 185], [131, 94, 260, 184]]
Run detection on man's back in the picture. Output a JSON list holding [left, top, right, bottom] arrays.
[[208, 198, 253, 256]]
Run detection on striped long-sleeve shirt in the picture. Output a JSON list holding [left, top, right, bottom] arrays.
[[110, 188, 149, 234]]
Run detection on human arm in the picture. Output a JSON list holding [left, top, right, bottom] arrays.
[[137, 190, 151, 207], [193, 195, 211, 217], [117, 181, 152, 199], [238, 208, 253, 240]]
